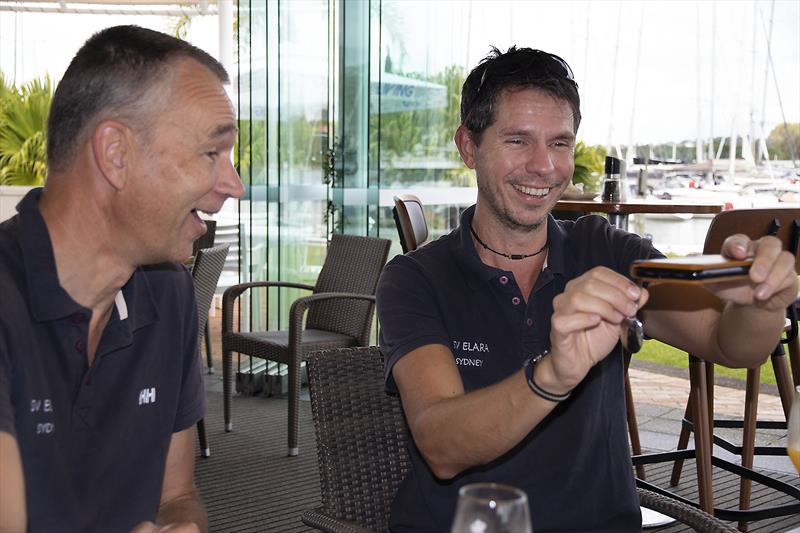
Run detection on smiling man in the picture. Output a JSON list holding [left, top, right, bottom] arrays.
[[376, 46, 797, 532], [0, 26, 243, 532]]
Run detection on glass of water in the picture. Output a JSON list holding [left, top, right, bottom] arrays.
[[450, 482, 532, 533]]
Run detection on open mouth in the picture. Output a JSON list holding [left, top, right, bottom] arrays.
[[512, 184, 553, 198]]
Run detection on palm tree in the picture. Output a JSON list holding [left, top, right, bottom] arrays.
[[0, 73, 53, 186]]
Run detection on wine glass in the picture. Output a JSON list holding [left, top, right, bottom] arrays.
[[789, 385, 800, 475], [450, 482, 532, 533]]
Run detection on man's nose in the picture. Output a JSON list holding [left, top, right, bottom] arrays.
[[524, 144, 555, 175], [218, 160, 245, 199]]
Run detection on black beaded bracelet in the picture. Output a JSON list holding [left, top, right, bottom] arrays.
[[523, 350, 572, 403]]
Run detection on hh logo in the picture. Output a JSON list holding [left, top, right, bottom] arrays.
[[138, 387, 157, 405]]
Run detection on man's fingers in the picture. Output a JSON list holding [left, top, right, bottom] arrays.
[[551, 311, 603, 336], [755, 253, 797, 301], [721, 233, 754, 260], [558, 267, 641, 319]]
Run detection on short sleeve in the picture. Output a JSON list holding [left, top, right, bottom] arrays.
[[171, 274, 205, 433], [377, 256, 451, 392], [0, 322, 15, 437]]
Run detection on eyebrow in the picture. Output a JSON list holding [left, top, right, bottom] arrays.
[[498, 128, 576, 142], [209, 123, 239, 139]]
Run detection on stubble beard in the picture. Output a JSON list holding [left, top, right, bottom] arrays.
[[477, 175, 547, 234]]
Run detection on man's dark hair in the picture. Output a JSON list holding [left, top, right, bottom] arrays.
[[460, 46, 581, 144], [47, 25, 229, 172]]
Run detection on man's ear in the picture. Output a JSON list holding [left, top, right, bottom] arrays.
[[454, 125, 477, 169], [91, 121, 133, 191]]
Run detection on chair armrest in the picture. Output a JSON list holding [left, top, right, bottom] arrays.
[[221, 281, 314, 333], [301, 508, 375, 533], [637, 487, 738, 532], [288, 292, 377, 348]]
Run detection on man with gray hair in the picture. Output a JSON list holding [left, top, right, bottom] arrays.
[[0, 25, 244, 532]]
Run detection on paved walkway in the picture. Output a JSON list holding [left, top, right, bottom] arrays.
[[628, 366, 794, 476]]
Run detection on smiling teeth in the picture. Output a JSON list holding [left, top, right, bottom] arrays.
[[514, 184, 549, 197]]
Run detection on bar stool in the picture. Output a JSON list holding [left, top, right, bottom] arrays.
[[633, 208, 800, 528]]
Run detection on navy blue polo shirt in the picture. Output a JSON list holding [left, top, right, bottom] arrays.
[[378, 205, 663, 533], [0, 189, 204, 532]]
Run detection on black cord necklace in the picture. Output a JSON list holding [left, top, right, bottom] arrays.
[[469, 223, 548, 261]]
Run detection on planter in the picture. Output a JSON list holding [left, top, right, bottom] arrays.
[[0, 185, 35, 222]]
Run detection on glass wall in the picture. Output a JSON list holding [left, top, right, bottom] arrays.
[[235, 0, 800, 307], [236, 0, 331, 347]]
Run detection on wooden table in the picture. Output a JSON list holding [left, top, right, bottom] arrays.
[[555, 197, 725, 231]]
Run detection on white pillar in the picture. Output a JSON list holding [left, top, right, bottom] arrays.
[[218, 0, 234, 78]]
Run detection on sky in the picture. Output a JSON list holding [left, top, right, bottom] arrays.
[[1, 0, 798, 148]]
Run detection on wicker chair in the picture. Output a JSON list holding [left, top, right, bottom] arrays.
[[190, 243, 230, 458], [192, 220, 219, 373], [301, 346, 739, 533], [221, 234, 391, 456]]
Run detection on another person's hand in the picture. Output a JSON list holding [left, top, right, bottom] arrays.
[[713, 234, 797, 310], [130, 521, 201, 533], [547, 266, 648, 390]]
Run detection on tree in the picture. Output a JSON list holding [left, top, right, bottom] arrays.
[[0, 73, 53, 186], [767, 122, 799, 162]]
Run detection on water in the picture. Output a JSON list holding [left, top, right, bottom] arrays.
[[631, 214, 713, 256]]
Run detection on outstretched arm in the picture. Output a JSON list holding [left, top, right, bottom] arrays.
[[643, 234, 797, 367]]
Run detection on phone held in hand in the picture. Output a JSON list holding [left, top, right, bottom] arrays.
[[630, 254, 754, 284]]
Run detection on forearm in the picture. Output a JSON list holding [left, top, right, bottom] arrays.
[[715, 302, 786, 367], [156, 490, 207, 533], [409, 364, 559, 479]]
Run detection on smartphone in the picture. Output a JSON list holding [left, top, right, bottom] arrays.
[[630, 254, 753, 284]]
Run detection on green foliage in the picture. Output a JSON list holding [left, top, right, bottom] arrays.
[[638, 339, 776, 386], [767, 122, 800, 161], [369, 64, 470, 185], [0, 73, 53, 186], [572, 141, 605, 192]]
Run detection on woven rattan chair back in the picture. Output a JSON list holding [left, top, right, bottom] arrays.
[[192, 220, 218, 258], [305, 346, 410, 533], [392, 194, 428, 253], [305, 234, 391, 344], [192, 244, 230, 340], [191, 243, 229, 458]]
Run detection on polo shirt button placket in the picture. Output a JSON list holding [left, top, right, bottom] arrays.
[[511, 296, 521, 306], [499, 275, 509, 285]]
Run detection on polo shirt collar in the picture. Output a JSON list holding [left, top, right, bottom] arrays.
[[16, 188, 158, 331], [450, 204, 575, 290]]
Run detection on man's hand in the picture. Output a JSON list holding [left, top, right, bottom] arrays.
[[712, 234, 798, 310], [0, 431, 26, 533], [130, 521, 201, 533], [543, 267, 648, 392]]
